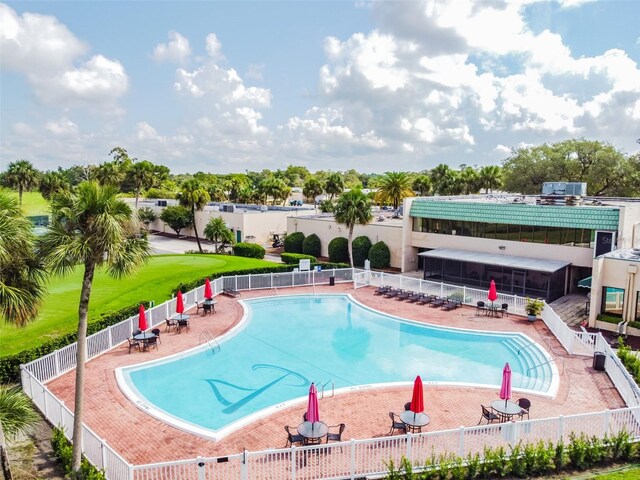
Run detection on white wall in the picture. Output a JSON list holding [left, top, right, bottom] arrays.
[[590, 256, 640, 325], [286, 216, 403, 267]]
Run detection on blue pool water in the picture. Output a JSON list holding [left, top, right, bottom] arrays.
[[118, 294, 555, 437]]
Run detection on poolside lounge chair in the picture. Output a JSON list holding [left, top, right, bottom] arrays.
[[373, 285, 391, 295], [416, 295, 435, 305], [223, 288, 240, 297], [384, 288, 402, 299], [430, 297, 446, 308], [442, 300, 461, 311], [406, 292, 423, 303], [388, 412, 407, 435], [396, 290, 413, 301]]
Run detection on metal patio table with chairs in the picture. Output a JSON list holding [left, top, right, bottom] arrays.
[[400, 410, 430, 433], [297, 421, 328, 445], [133, 331, 158, 352], [491, 399, 522, 422]]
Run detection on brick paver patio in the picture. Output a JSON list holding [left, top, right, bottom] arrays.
[[46, 284, 623, 466]]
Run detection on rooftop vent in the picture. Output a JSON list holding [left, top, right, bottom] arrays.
[[542, 182, 587, 196]]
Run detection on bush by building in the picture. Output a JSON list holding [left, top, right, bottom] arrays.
[[232, 242, 266, 259], [284, 232, 305, 253], [352, 236, 372, 267], [369, 241, 390, 269], [302, 233, 321, 257], [328, 237, 350, 264]]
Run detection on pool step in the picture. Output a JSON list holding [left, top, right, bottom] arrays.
[[502, 337, 553, 391]]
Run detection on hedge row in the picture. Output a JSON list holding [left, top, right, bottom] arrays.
[[387, 430, 636, 480], [352, 236, 372, 268], [232, 242, 266, 259], [302, 233, 321, 257], [329, 237, 350, 263], [280, 253, 318, 265], [598, 314, 640, 330], [617, 339, 640, 385], [51, 427, 106, 479], [0, 302, 149, 384]]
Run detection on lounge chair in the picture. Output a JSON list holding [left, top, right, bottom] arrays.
[[223, 288, 240, 297], [416, 295, 435, 305], [373, 285, 391, 295], [430, 297, 446, 308], [406, 292, 423, 303], [384, 288, 402, 299], [442, 300, 461, 311], [396, 290, 413, 301]]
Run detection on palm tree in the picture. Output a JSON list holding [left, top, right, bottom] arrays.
[[334, 188, 372, 268], [325, 172, 345, 202], [458, 166, 481, 195], [204, 217, 234, 253], [0, 384, 40, 479], [137, 207, 158, 232], [39, 181, 150, 475], [96, 161, 124, 187], [374, 171, 414, 211], [0, 191, 46, 326], [479, 165, 503, 193], [180, 179, 210, 253], [412, 174, 432, 196], [39, 170, 70, 200], [4, 159, 40, 206], [303, 176, 324, 212], [127, 161, 154, 210]]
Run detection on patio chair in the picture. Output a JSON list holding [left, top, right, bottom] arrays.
[[478, 405, 499, 425], [388, 412, 407, 435], [284, 426, 306, 447], [202, 303, 213, 316], [500, 303, 509, 317], [132, 329, 142, 337], [177, 318, 190, 333], [476, 301, 486, 315], [516, 398, 531, 420], [145, 335, 159, 351], [127, 338, 140, 354], [223, 288, 240, 297], [151, 328, 161, 343], [165, 318, 177, 332], [404, 402, 412, 411], [326, 423, 346, 446]]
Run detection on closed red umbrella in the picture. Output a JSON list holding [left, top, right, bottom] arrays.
[[176, 291, 184, 314], [307, 383, 320, 423], [500, 363, 512, 407], [204, 278, 213, 299], [138, 305, 147, 331], [410, 375, 424, 414], [488, 279, 498, 303]]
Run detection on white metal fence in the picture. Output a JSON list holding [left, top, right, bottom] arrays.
[[19, 268, 640, 480]]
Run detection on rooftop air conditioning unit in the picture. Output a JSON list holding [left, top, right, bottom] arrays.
[[157, 200, 167, 207], [226, 205, 235, 213], [260, 205, 268, 212]]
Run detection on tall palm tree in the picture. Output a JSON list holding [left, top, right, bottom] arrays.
[[374, 171, 414, 210], [127, 161, 154, 210], [303, 176, 324, 212], [4, 159, 40, 206], [458, 166, 481, 195], [479, 165, 503, 193], [334, 188, 372, 268], [0, 384, 40, 480], [0, 191, 46, 326], [180, 179, 210, 253], [204, 216, 234, 253], [39, 181, 150, 474], [325, 172, 345, 202]]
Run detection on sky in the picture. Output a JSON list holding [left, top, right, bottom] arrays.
[[1, 0, 639, 174]]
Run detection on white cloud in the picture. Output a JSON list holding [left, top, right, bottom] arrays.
[[0, 4, 128, 108], [493, 144, 512, 155], [205, 33, 223, 59], [45, 117, 79, 136], [557, 0, 595, 9], [152, 31, 191, 64]]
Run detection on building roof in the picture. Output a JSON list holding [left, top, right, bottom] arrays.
[[410, 199, 620, 230], [418, 248, 570, 273], [603, 248, 640, 263]]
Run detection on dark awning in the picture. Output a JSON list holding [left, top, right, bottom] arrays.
[[578, 276, 592, 289], [417, 248, 570, 273]]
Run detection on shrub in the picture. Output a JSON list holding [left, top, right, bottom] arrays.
[[368, 241, 390, 269], [281, 253, 317, 265], [351, 236, 372, 268], [284, 232, 305, 253], [302, 233, 321, 257], [0, 302, 148, 384], [52, 427, 106, 479], [145, 188, 176, 199], [328, 237, 349, 264], [232, 242, 266, 259], [617, 338, 640, 384]]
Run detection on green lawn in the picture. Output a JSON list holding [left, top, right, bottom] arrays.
[[0, 254, 278, 356], [3, 190, 50, 217], [591, 466, 640, 479]]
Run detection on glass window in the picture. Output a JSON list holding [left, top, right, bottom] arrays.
[[484, 223, 496, 239], [413, 217, 421, 232], [532, 225, 547, 243], [520, 225, 533, 242], [508, 224, 521, 241], [602, 286, 625, 317], [495, 223, 509, 240]]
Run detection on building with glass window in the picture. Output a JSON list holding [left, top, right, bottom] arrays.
[[402, 196, 640, 303]]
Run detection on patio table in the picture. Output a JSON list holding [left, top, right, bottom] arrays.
[[491, 400, 521, 422], [298, 421, 328, 444], [400, 411, 430, 433], [133, 332, 157, 352]]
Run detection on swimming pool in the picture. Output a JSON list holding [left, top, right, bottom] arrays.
[[116, 294, 558, 440]]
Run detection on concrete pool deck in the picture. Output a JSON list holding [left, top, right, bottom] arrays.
[[46, 284, 624, 465]]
